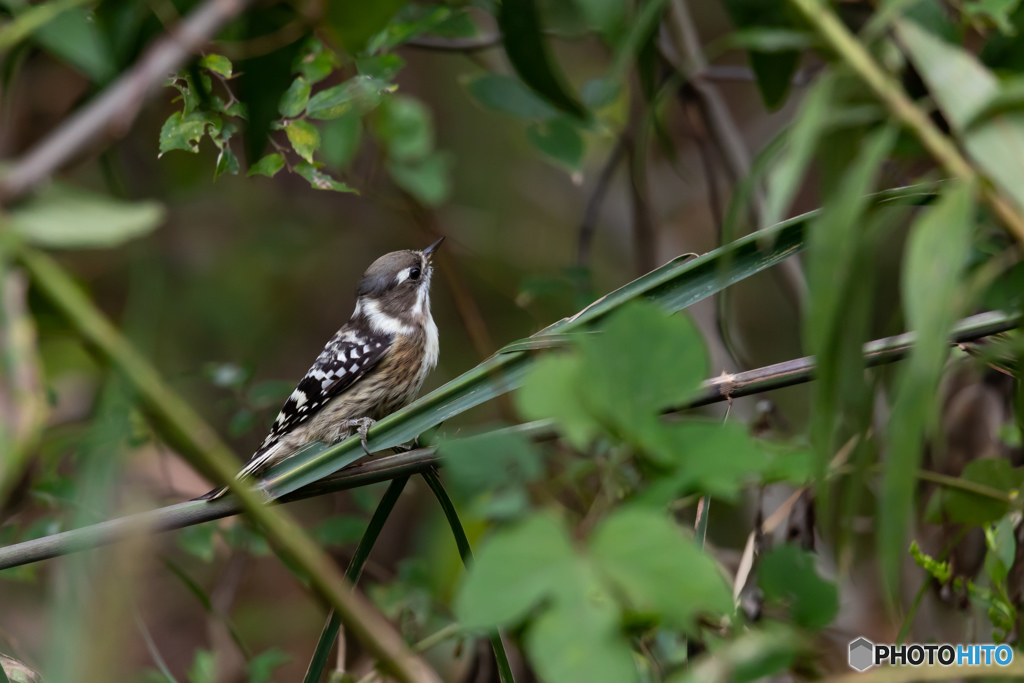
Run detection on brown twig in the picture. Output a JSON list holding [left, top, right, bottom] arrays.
[[0, 0, 255, 202]]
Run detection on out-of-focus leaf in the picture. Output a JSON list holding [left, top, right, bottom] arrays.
[[928, 460, 1023, 526], [294, 162, 357, 193], [324, 0, 404, 54], [320, 111, 362, 170], [965, 0, 1022, 34], [285, 119, 320, 163], [578, 301, 707, 434], [581, 78, 620, 110], [465, 73, 560, 120], [455, 513, 578, 629], [526, 118, 584, 171], [759, 546, 838, 629], [516, 354, 598, 450], [33, 6, 115, 82], [374, 95, 433, 162], [247, 153, 285, 178], [498, 0, 586, 118], [805, 126, 896, 467], [985, 514, 1017, 585], [248, 648, 291, 683], [670, 624, 800, 683], [312, 515, 367, 546], [387, 152, 451, 205], [306, 77, 395, 120], [9, 186, 164, 249], [188, 650, 216, 683], [441, 430, 542, 499], [898, 19, 1024, 215], [721, 0, 801, 109], [357, 53, 405, 80], [571, 0, 626, 43], [881, 182, 975, 598], [199, 53, 232, 78], [525, 594, 638, 683], [178, 522, 216, 563], [279, 76, 311, 117], [295, 38, 340, 84], [640, 422, 769, 501], [590, 507, 732, 630], [762, 75, 835, 230]]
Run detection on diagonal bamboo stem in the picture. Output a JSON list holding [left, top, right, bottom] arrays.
[[0, 309, 1014, 571]]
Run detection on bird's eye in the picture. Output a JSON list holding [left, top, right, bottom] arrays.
[[409, 268, 421, 281]]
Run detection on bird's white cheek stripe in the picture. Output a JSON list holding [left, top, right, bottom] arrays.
[[360, 298, 414, 335], [395, 267, 412, 285]]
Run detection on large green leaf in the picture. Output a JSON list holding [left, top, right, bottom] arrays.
[[257, 183, 936, 500]]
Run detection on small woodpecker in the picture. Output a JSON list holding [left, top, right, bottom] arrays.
[[200, 237, 443, 500]]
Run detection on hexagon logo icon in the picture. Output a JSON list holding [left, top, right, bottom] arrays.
[[849, 638, 874, 671]]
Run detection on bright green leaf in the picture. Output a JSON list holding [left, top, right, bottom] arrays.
[[294, 162, 357, 193], [247, 153, 286, 178], [279, 76, 311, 117], [159, 111, 218, 155], [214, 146, 239, 179], [285, 119, 320, 163], [199, 53, 232, 78], [306, 77, 395, 120], [357, 53, 406, 80]]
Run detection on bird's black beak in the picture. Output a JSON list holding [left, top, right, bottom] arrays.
[[421, 236, 445, 260]]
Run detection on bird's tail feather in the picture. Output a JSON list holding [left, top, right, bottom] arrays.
[[193, 442, 278, 502]]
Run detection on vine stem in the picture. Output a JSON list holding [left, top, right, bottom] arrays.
[[785, 0, 1024, 244]]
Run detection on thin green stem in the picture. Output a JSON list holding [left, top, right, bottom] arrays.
[[421, 469, 516, 683], [303, 477, 409, 683]]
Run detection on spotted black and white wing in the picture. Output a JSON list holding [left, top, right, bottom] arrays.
[[249, 327, 392, 464]]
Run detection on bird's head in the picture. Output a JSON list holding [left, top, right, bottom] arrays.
[[353, 237, 443, 330]]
